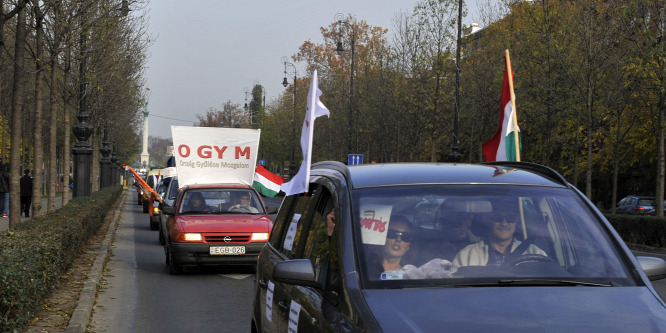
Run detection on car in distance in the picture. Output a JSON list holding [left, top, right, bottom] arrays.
[[158, 176, 179, 245], [616, 195, 656, 213], [251, 161, 666, 332], [162, 183, 277, 275]]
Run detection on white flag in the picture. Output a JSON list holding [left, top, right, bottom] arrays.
[[281, 69, 330, 196]]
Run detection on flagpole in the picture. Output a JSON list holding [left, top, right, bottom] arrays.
[[505, 49, 520, 162]]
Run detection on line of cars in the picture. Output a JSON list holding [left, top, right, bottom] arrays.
[[136, 161, 666, 331]]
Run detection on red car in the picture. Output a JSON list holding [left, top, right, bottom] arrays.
[[162, 183, 276, 274]]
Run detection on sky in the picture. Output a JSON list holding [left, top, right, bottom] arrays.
[[143, 0, 495, 139]]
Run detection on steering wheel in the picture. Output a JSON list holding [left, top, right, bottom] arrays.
[[231, 206, 253, 213], [501, 254, 565, 276]]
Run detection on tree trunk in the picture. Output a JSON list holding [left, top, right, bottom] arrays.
[[62, 47, 71, 206], [47, 56, 58, 212], [9, 6, 26, 228], [31, 7, 44, 216]]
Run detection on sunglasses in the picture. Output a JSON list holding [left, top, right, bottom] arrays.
[[386, 229, 414, 242], [489, 213, 518, 223]]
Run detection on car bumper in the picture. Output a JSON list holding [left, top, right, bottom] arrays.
[[170, 242, 266, 266]]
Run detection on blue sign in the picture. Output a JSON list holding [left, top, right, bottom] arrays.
[[348, 154, 363, 165], [259, 160, 266, 166]]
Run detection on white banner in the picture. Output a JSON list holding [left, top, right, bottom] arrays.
[[171, 126, 260, 187]]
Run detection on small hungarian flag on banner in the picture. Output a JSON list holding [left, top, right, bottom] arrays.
[[482, 49, 521, 162], [253, 165, 284, 198]]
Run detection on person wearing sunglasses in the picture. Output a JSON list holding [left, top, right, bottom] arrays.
[[367, 215, 415, 279], [451, 200, 546, 271]]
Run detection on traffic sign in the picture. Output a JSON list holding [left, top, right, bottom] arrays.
[[259, 159, 266, 166], [348, 154, 363, 165]]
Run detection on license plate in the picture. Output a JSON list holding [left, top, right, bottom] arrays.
[[210, 246, 245, 255]]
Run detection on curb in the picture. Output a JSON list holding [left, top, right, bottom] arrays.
[[64, 191, 126, 333]]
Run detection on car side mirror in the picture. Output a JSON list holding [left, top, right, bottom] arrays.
[[637, 256, 666, 281], [273, 259, 321, 288], [163, 206, 175, 215], [266, 206, 278, 215]]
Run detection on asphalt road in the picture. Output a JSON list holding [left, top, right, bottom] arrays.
[[86, 188, 283, 333]]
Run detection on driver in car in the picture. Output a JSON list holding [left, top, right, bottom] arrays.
[[451, 199, 546, 271], [230, 192, 259, 213]]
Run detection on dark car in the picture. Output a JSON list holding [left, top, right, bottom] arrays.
[[161, 183, 276, 275], [158, 176, 179, 245], [251, 161, 666, 332], [616, 195, 656, 213]]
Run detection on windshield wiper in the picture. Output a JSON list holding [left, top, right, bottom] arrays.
[[400, 279, 613, 288], [497, 279, 613, 287]]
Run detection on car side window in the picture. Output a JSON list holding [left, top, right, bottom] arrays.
[[278, 184, 319, 259]]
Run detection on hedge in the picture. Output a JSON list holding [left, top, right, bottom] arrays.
[[0, 185, 123, 332], [605, 212, 666, 248]]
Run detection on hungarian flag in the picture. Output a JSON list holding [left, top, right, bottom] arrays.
[[281, 69, 330, 196], [482, 50, 521, 162], [253, 165, 284, 198]]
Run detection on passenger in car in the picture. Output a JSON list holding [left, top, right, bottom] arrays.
[[184, 192, 209, 213], [410, 199, 482, 266], [367, 215, 414, 280], [230, 192, 259, 213], [451, 200, 546, 271]]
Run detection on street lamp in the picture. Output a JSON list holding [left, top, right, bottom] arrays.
[[281, 56, 298, 178], [333, 13, 357, 156]]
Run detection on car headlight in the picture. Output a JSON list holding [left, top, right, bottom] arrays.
[[153, 207, 160, 214], [251, 233, 269, 241], [179, 233, 202, 241]]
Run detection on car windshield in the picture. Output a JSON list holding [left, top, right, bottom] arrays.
[[352, 185, 635, 288], [178, 188, 264, 215]]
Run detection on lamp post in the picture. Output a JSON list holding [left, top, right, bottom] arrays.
[[334, 13, 357, 157], [99, 127, 111, 188], [447, 0, 463, 163], [72, 24, 93, 198], [281, 56, 298, 178]]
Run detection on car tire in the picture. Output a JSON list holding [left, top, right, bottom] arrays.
[[158, 225, 165, 245], [142, 199, 149, 213], [168, 246, 183, 275], [150, 218, 158, 231]]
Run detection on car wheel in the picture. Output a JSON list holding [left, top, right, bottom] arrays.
[[142, 200, 149, 213], [168, 245, 183, 275], [150, 218, 158, 231], [158, 226, 165, 245]]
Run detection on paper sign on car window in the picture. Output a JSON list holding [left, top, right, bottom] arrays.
[[283, 213, 301, 251], [360, 204, 392, 245], [288, 300, 301, 333]]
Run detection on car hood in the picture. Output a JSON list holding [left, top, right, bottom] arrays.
[[175, 214, 272, 233], [363, 287, 666, 332]]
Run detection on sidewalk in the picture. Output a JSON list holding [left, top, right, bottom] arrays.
[[0, 193, 73, 232]]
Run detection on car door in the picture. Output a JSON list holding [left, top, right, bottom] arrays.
[[255, 183, 319, 332]]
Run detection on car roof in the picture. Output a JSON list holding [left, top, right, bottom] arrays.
[[181, 183, 253, 190], [312, 161, 569, 189]]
